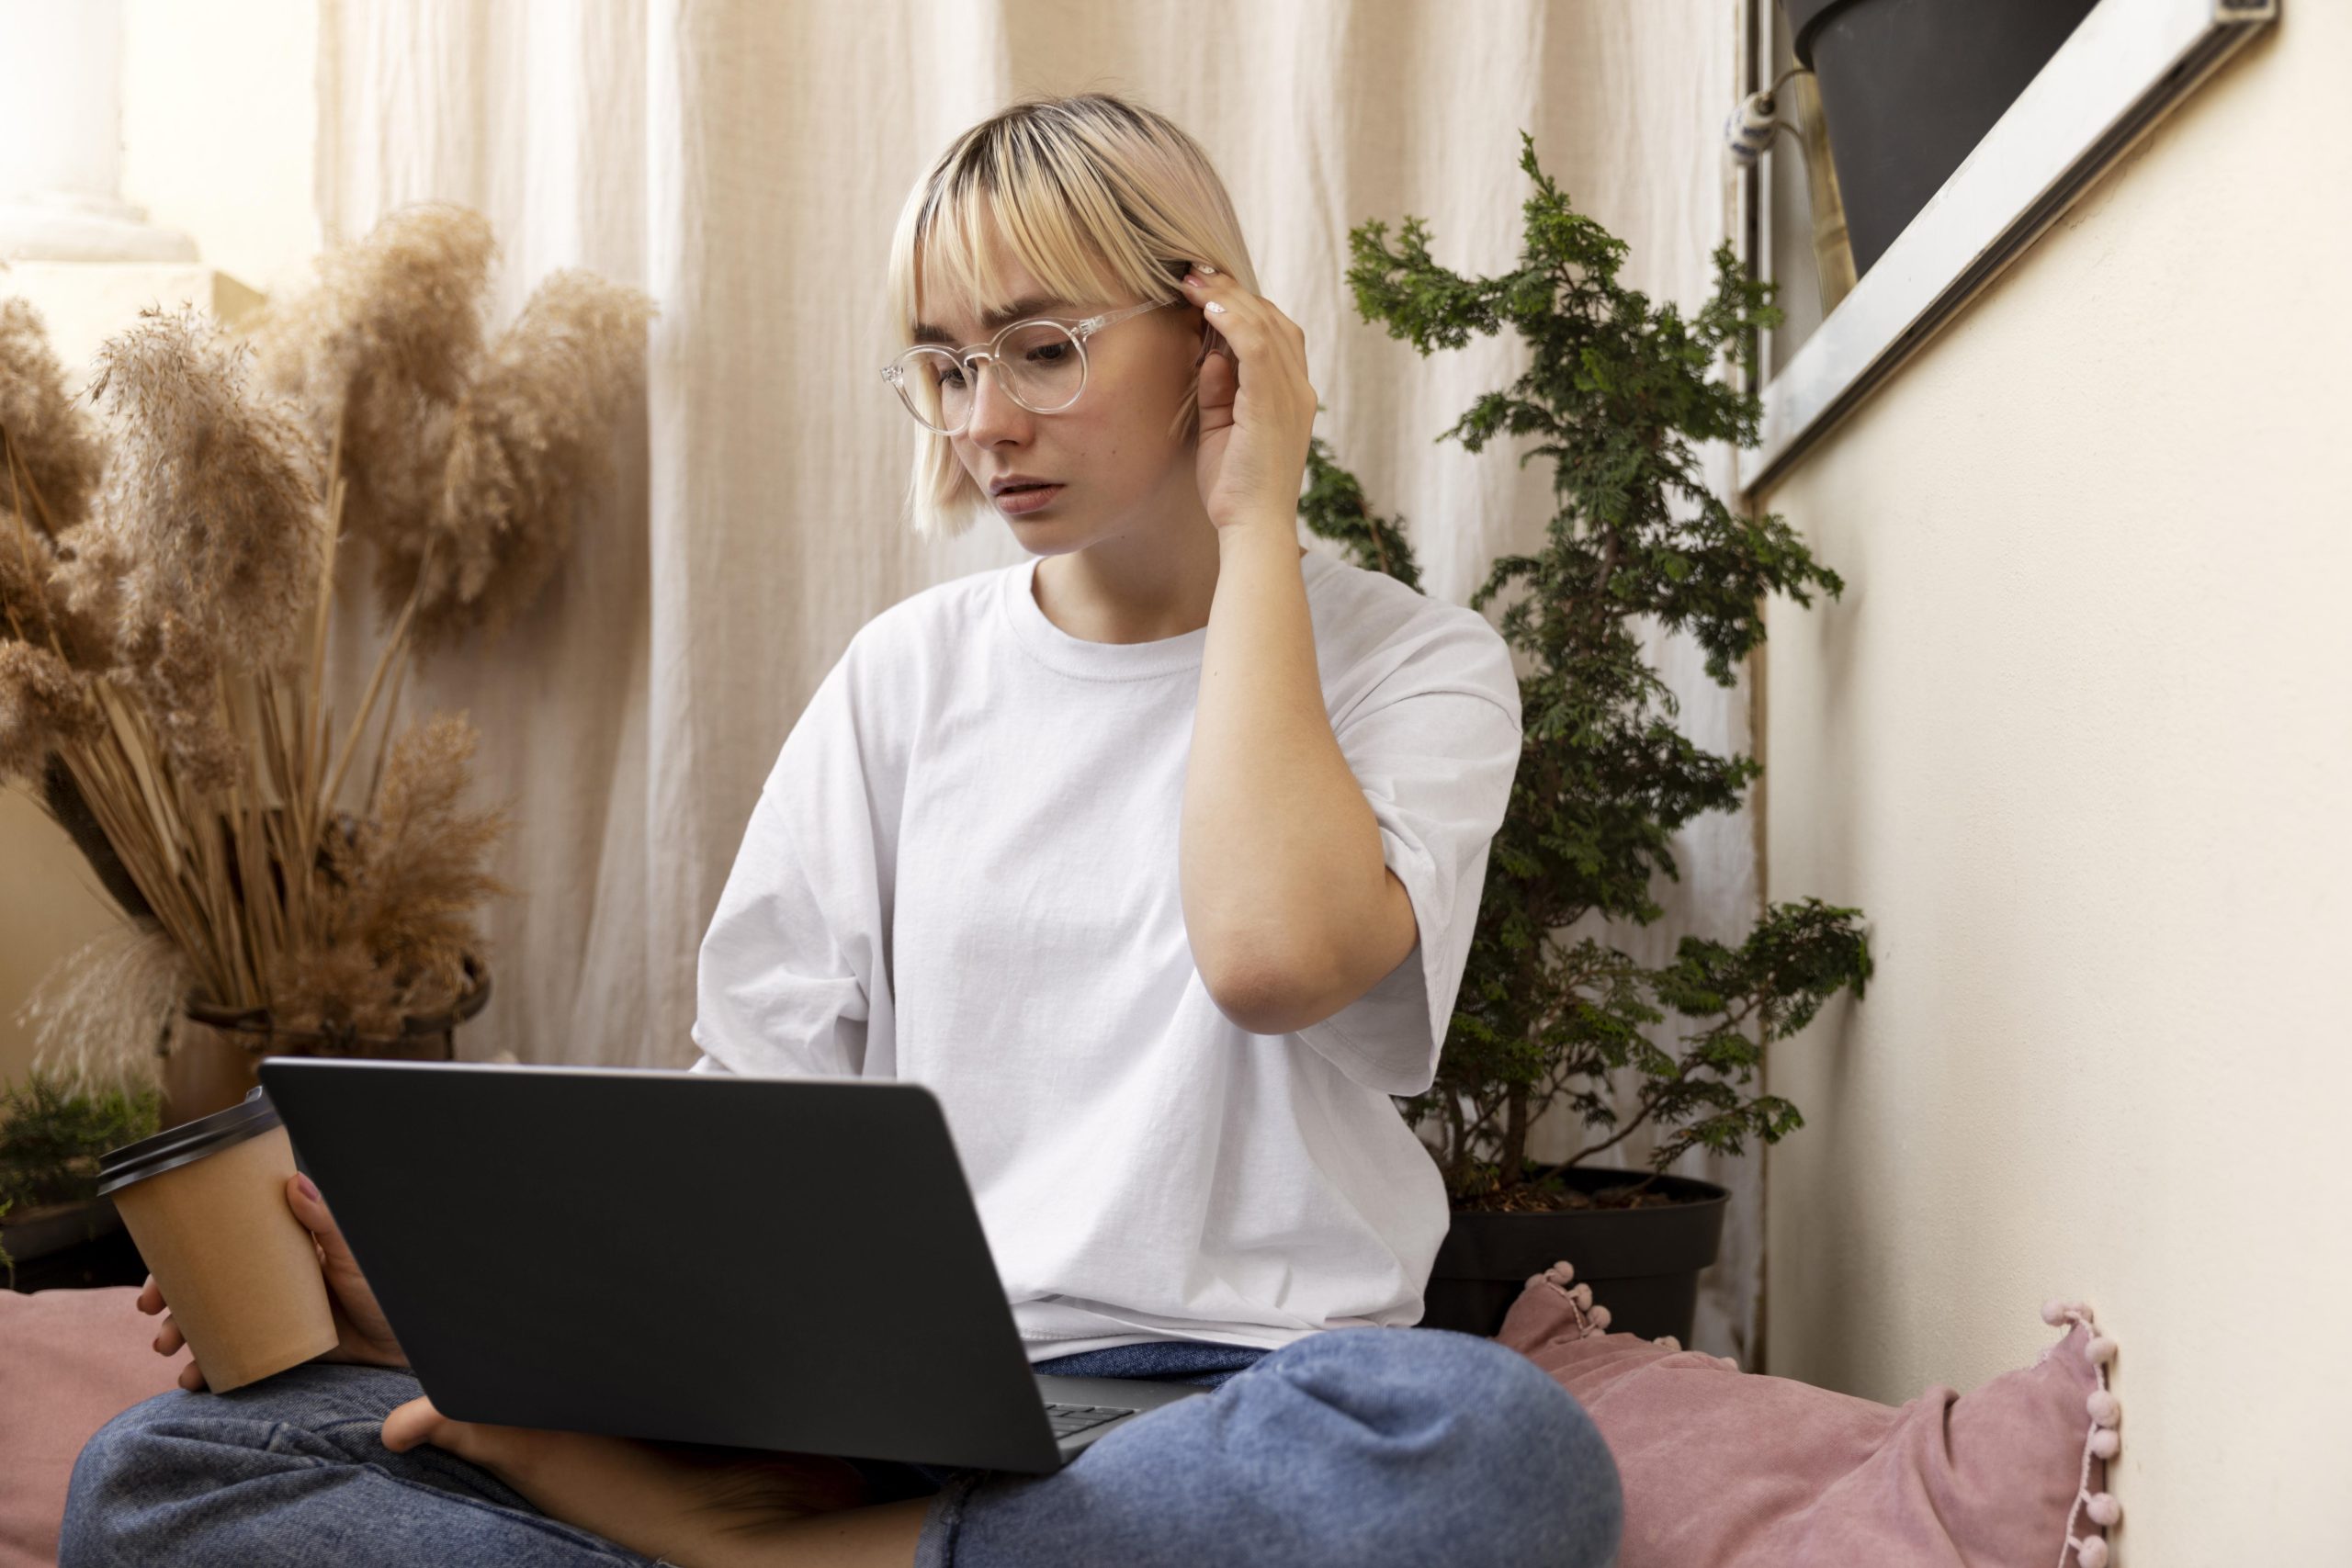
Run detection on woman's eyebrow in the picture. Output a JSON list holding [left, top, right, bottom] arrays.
[[910, 293, 1070, 345]]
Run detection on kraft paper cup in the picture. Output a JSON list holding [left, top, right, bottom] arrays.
[[96, 1086, 339, 1393]]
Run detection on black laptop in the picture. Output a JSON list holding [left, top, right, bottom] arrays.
[[254, 1058, 1209, 1474]]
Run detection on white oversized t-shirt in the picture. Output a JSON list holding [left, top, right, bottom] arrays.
[[687, 546, 1522, 1361]]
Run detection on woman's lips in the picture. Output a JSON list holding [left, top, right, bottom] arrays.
[[994, 483, 1065, 516]]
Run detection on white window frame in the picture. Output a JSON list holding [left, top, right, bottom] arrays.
[[1735, 0, 2278, 497]]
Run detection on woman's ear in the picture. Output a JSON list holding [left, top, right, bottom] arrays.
[[1192, 307, 1233, 367]]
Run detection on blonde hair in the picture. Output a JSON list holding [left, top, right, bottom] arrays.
[[885, 92, 1260, 540]]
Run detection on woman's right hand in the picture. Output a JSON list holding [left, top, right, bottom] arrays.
[[137, 1171, 409, 1393]]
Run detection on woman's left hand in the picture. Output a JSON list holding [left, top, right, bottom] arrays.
[[1180, 265, 1317, 533], [382, 1393, 868, 1561]]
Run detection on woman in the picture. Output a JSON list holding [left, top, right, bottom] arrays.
[[63, 93, 1622, 1568]]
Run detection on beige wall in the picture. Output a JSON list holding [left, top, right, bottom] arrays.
[[1, 0, 319, 1091], [1759, 8, 2347, 1561], [0, 794, 128, 1088], [118, 0, 320, 298]]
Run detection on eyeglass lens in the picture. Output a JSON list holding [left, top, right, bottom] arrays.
[[896, 321, 1085, 432]]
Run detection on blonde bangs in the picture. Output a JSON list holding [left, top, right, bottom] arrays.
[[885, 94, 1258, 540]]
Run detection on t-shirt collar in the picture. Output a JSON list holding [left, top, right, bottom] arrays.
[[1001, 547, 1336, 682]]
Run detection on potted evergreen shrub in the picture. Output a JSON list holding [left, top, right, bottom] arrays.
[[1301, 133, 1873, 1345], [0, 1069, 161, 1292]]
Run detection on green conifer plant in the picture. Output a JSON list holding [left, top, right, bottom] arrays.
[[1300, 133, 1873, 1207], [0, 1069, 162, 1284]]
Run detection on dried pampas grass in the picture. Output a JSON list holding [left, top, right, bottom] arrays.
[[270, 714, 513, 1035], [243, 203, 659, 649], [0, 200, 648, 1089], [0, 515, 109, 670], [16, 921, 196, 1098], [406, 270, 659, 649], [0, 640, 98, 784], [0, 297, 107, 533], [245, 203, 494, 558], [77, 304, 325, 676]]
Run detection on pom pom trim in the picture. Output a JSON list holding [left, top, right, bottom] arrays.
[[1534, 1260, 1611, 1341], [1527, 1261, 1666, 1351], [2052, 1301, 2121, 1568]]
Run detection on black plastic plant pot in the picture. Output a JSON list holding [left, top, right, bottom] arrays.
[[1, 1195, 147, 1293], [1780, 0, 2100, 276], [1420, 1168, 1729, 1344]]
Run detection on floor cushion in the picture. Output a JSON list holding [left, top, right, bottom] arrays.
[[0, 1286, 189, 1568], [1495, 1260, 2123, 1568], [6, 1270, 2128, 1568]]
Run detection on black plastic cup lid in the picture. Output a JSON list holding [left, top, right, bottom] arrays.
[[96, 1086, 285, 1199]]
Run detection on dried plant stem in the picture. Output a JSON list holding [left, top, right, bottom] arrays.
[[220, 678, 284, 998], [322, 531, 432, 818], [3, 428, 62, 539], [302, 412, 346, 826], [53, 710, 221, 991], [254, 670, 312, 958], [2, 532, 34, 644], [3, 438, 69, 666], [363, 615, 413, 809], [83, 697, 179, 886], [175, 749, 252, 1001], [271, 420, 349, 976]]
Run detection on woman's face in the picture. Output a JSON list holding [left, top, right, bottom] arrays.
[[929, 240, 1206, 551]]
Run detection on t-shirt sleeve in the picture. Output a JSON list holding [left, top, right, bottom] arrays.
[[1291, 616, 1521, 1100], [688, 632, 899, 1078]]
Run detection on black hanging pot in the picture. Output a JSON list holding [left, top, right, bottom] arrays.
[[1780, 0, 2101, 276], [1420, 1168, 1729, 1344]]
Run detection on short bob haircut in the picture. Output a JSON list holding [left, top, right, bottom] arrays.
[[885, 92, 1261, 540]]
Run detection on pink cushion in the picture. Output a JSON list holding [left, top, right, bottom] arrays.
[[0, 1287, 191, 1568], [1495, 1262, 2121, 1568]]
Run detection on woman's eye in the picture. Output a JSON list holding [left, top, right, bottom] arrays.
[[1026, 343, 1071, 365]]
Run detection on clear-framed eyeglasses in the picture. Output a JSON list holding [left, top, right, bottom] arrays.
[[879, 298, 1173, 435]]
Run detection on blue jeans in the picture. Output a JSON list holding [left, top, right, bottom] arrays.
[[62, 1327, 1622, 1567]]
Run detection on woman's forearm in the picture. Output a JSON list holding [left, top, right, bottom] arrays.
[[1181, 518, 1390, 1021]]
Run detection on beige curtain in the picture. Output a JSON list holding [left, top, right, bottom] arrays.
[[311, 0, 1761, 1361]]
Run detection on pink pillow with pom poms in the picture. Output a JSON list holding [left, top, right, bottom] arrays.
[[0, 1285, 192, 1568], [1494, 1262, 2123, 1568]]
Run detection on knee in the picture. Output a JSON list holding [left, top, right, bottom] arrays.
[[59, 1364, 420, 1568], [1281, 1327, 1623, 1568], [58, 1390, 189, 1568], [68, 1386, 187, 1490], [1456, 1334, 1623, 1565]]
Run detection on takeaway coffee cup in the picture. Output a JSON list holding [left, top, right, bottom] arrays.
[[96, 1086, 339, 1393]]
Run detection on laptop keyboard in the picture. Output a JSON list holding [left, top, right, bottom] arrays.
[[1043, 1402, 1136, 1440]]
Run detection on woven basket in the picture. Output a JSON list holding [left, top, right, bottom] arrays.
[[159, 956, 493, 1126]]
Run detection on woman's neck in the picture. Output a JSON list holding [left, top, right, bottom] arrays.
[[1034, 529, 1306, 645]]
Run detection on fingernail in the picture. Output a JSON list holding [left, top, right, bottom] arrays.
[[1204, 300, 1227, 315], [1196, 263, 1218, 275], [297, 1174, 320, 1201]]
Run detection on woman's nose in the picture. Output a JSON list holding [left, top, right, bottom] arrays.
[[962, 358, 1031, 443]]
